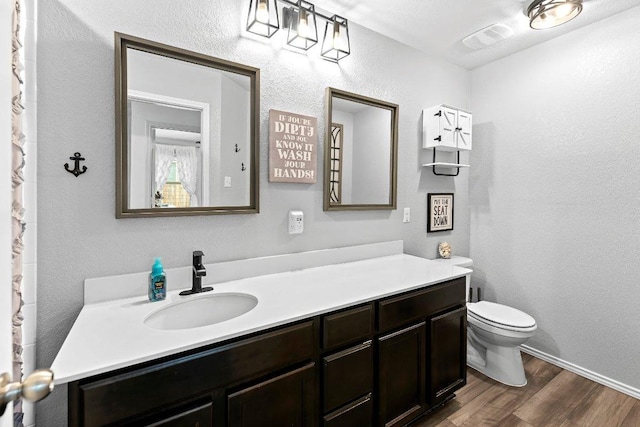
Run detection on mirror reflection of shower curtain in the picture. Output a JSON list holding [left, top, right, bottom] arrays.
[[154, 144, 175, 196], [175, 146, 199, 207], [154, 144, 200, 207]]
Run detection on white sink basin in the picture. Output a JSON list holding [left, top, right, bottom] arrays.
[[144, 293, 258, 330]]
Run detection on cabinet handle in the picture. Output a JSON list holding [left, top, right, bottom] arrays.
[[380, 321, 426, 341], [324, 341, 372, 363]]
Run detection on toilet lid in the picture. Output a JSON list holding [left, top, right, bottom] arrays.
[[467, 301, 536, 329]]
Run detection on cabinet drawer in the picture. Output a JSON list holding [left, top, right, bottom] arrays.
[[323, 341, 373, 413], [71, 321, 315, 427], [323, 394, 373, 427], [322, 303, 373, 350], [377, 278, 465, 333]]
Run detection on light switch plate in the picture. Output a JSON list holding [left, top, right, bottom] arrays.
[[288, 210, 304, 234], [403, 207, 411, 223]]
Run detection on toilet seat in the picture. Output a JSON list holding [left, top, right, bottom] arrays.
[[468, 301, 536, 332]]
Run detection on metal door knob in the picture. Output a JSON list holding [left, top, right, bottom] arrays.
[[0, 369, 54, 415]]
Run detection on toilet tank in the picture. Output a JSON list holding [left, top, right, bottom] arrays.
[[432, 256, 473, 301]]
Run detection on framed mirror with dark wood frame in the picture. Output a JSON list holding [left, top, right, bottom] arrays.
[[115, 33, 260, 218], [324, 88, 399, 211]]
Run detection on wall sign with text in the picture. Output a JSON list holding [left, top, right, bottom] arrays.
[[269, 109, 318, 183], [427, 193, 454, 232]]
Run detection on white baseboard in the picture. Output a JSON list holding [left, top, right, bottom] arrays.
[[520, 345, 640, 400]]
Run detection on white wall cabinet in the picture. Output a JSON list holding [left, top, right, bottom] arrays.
[[423, 105, 472, 151], [422, 104, 472, 175]]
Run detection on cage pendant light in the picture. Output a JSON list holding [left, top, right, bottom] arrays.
[[247, 0, 280, 37], [527, 0, 583, 30], [284, 1, 318, 50], [321, 15, 350, 62]]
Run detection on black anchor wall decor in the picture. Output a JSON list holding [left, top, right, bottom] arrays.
[[64, 152, 88, 177]]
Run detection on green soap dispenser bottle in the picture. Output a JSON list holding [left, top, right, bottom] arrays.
[[149, 258, 166, 302]]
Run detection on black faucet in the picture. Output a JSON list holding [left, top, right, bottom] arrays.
[[180, 250, 213, 296]]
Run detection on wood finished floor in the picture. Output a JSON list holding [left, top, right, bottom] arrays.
[[411, 354, 640, 427]]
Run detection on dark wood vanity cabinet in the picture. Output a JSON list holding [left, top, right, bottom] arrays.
[[68, 277, 466, 427], [376, 277, 467, 427]]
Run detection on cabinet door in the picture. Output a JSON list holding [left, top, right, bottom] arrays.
[[438, 106, 458, 149], [456, 110, 472, 150], [378, 322, 426, 427], [429, 306, 467, 405], [228, 363, 315, 427]]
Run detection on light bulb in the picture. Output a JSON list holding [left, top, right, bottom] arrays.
[[256, 0, 269, 24], [333, 22, 346, 51], [298, 9, 310, 38], [550, 2, 574, 18]]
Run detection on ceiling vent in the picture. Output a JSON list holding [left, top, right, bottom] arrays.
[[462, 24, 514, 50]]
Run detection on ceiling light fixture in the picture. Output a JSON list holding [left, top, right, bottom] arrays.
[[246, 0, 350, 61], [527, 0, 583, 30]]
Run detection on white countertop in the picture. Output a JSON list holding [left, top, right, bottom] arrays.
[[51, 253, 470, 385]]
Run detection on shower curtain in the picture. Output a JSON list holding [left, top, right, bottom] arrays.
[[11, 0, 25, 425], [175, 146, 199, 207], [155, 144, 199, 207]]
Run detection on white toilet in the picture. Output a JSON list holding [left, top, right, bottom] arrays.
[[434, 256, 537, 387]]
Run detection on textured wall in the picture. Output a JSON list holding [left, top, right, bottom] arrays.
[[37, 0, 470, 422], [470, 7, 640, 391]]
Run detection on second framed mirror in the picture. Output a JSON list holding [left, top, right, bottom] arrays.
[[324, 88, 398, 211]]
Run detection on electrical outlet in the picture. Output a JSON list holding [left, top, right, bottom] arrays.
[[224, 176, 232, 188], [288, 210, 304, 234], [403, 207, 411, 223]]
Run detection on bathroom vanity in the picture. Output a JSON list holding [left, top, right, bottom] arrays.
[[52, 242, 470, 427]]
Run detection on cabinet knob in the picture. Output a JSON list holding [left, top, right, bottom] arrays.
[[0, 370, 54, 415]]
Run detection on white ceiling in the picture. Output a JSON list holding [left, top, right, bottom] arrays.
[[314, 0, 640, 70]]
